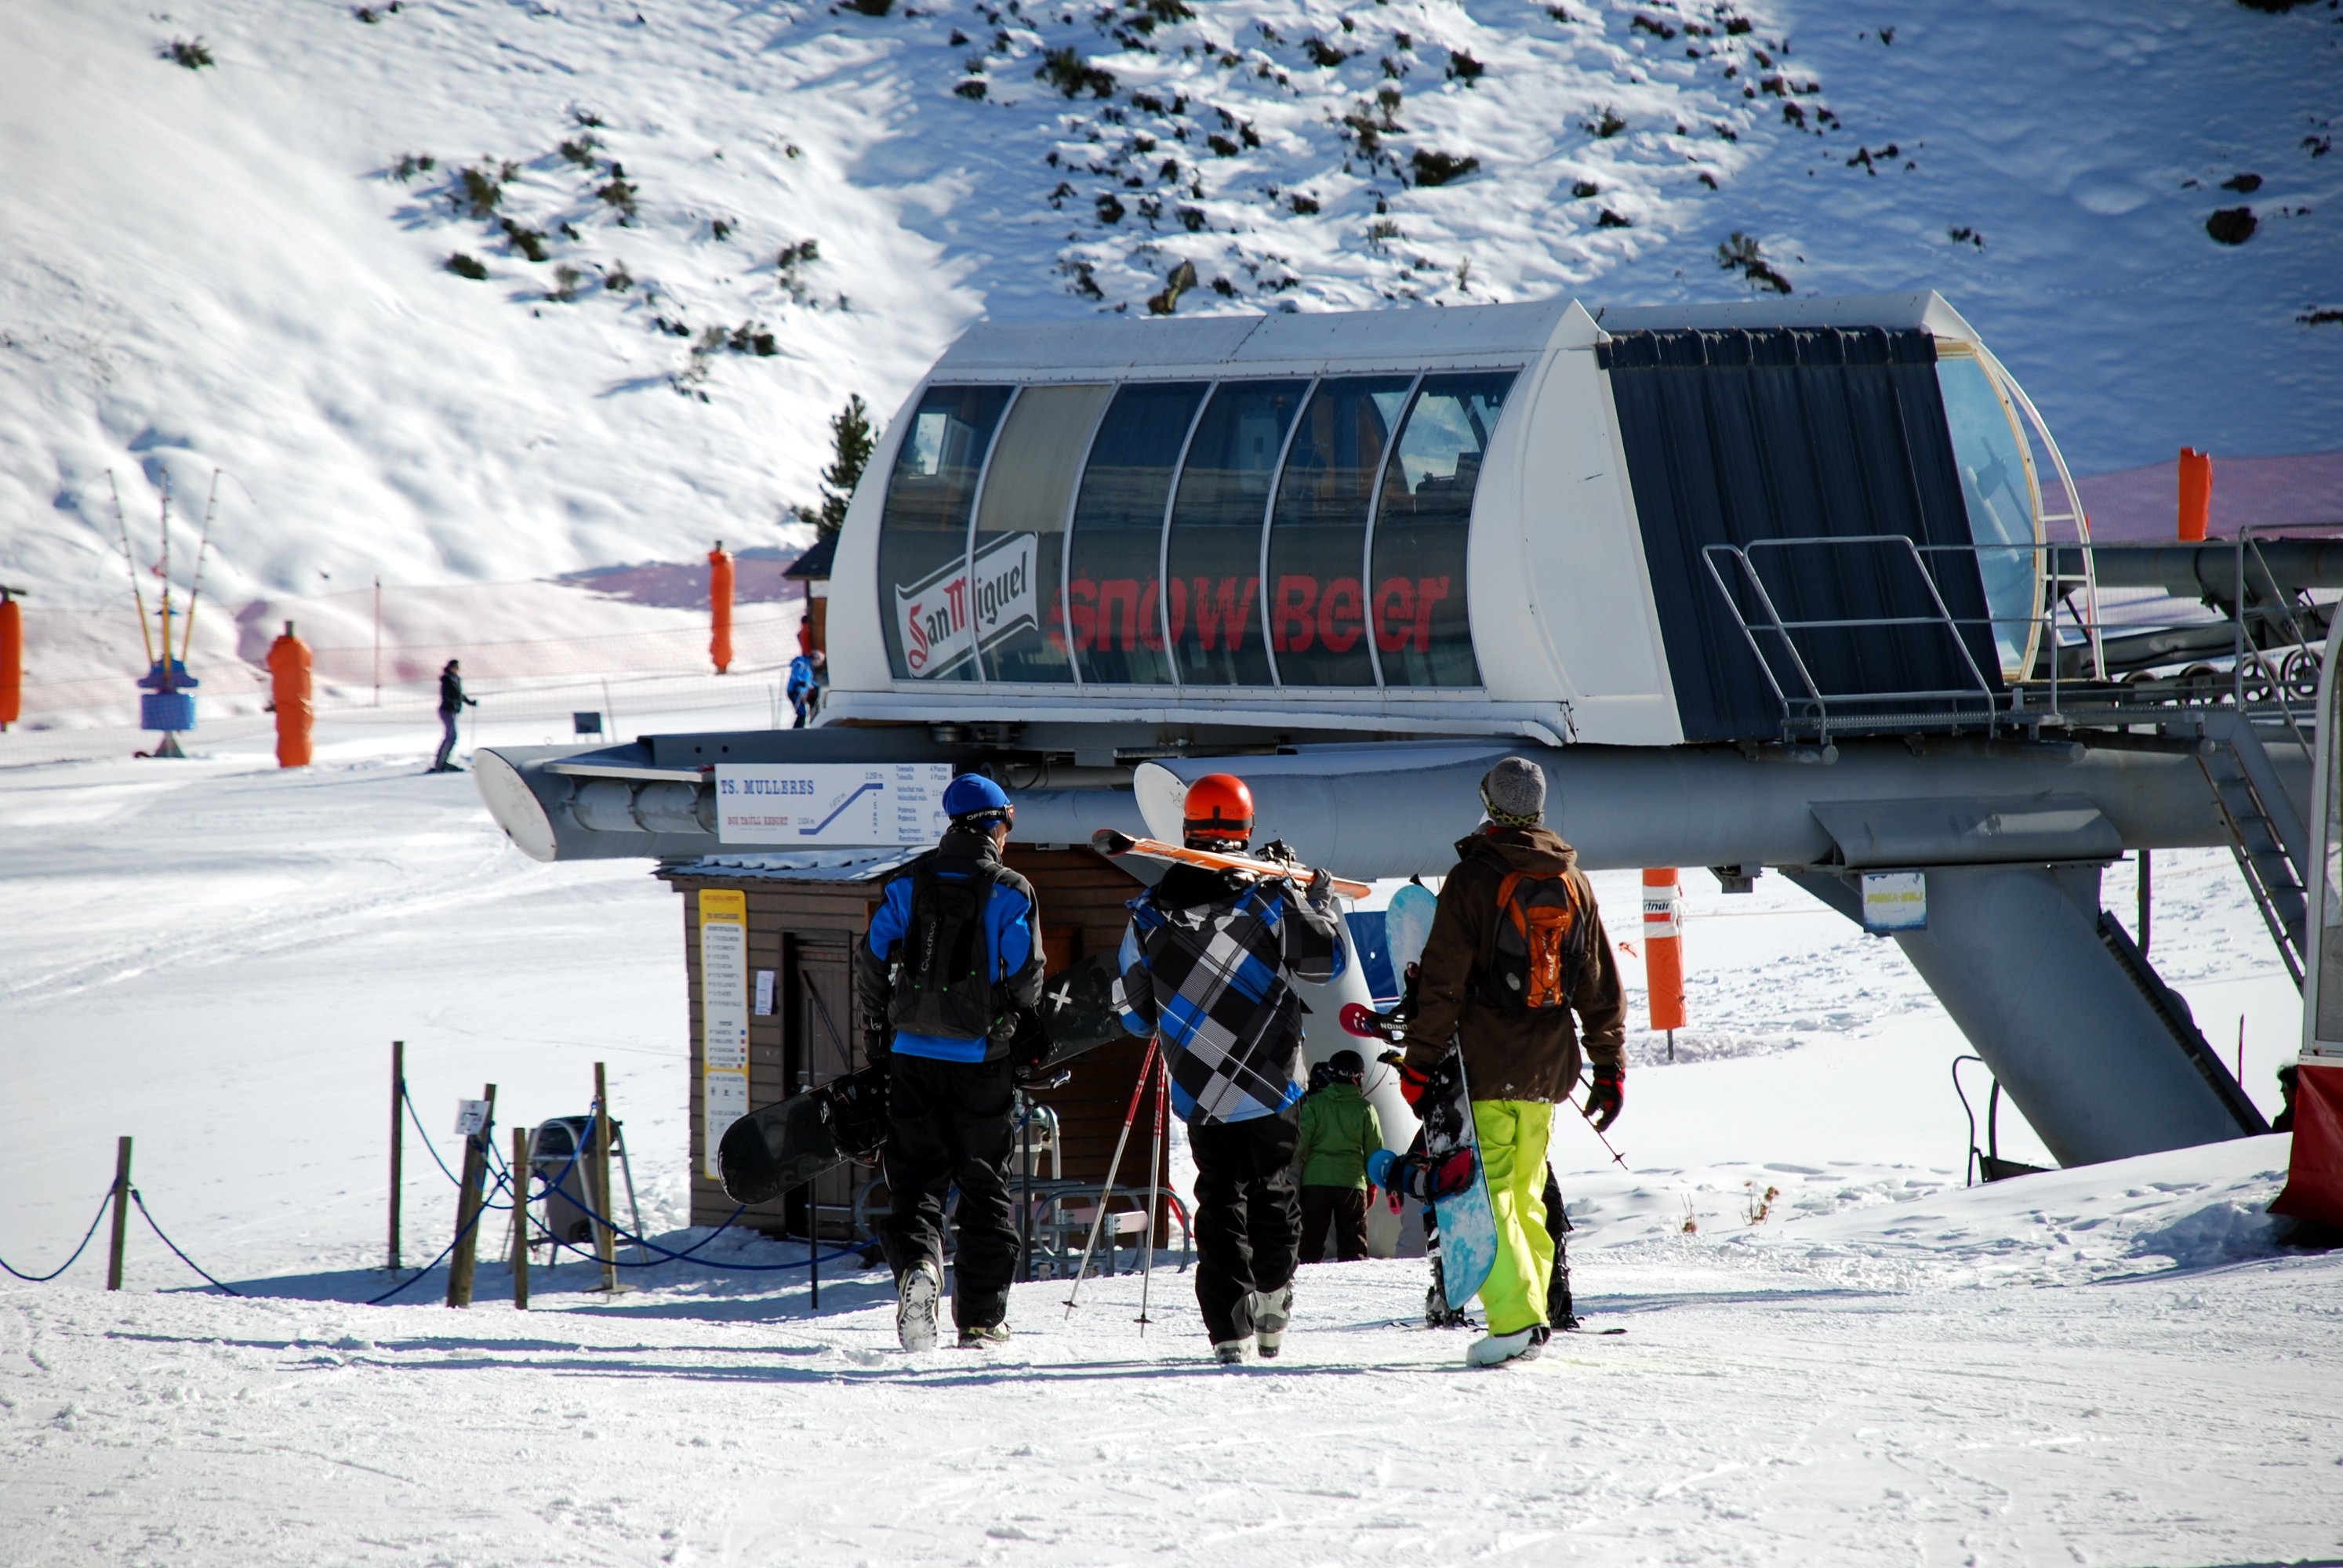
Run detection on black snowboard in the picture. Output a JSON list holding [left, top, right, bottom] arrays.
[[716, 950, 1129, 1205]]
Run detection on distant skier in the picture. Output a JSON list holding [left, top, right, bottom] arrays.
[[854, 774, 1043, 1350], [786, 648, 826, 728], [430, 659, 477, 772], [1398, 757, 1624, 1367], [2274, 1062, 2299, 1134], [1295, 1049, 1383, 1264], [1113, 773, 1346, 1364]]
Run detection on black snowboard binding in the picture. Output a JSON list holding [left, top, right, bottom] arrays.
[[1424, 1257, 1472, 1330]]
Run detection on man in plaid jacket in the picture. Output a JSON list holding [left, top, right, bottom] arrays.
[[1113, 774, 1347, 1365]]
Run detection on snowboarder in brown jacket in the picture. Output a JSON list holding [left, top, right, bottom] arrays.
[[1400, 757, 1626, 1365]]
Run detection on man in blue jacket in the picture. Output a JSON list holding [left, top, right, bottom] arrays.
[[855, 774, 1044, 1351]]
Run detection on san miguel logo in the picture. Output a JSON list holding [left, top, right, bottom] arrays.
[[895, 533, 1040, 677]]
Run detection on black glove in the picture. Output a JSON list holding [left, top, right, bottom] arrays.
[[1586, 1062, 1623, 1132], [1257, 837, 1300, 866]]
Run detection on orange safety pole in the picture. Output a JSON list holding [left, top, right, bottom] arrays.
[[0, 586, 21, 731], [708, 541, 736, 674], [1641, 869, 1685, 1058], [2177, 448, 2212, 543], [267, 619, 313, 768]]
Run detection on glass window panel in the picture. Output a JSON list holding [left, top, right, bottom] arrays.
[[878, 385, 1011, 681], [1166, 379, 1308, 685], [1066, 382, 1207, 684], [971, 383, 1113, 684], [1371, 372, 1513, 688], [1937, 355, 2043, 679], [1266, 376, 1413, 688]]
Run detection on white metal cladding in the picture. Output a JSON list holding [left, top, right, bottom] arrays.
[[824, 299, 1684, 743], [819, 293, 2025, 747]]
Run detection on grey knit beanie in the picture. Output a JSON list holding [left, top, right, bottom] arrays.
[[1479, 757, 1546, 826]]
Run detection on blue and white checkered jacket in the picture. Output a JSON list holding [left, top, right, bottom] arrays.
[[1113, 865, 1348, 1126]]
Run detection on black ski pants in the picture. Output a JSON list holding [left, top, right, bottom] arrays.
[[877, 1054, 1019, 1331], [1299, 1185, 1369, 1264], [1190, 1112, 1302, 1344]]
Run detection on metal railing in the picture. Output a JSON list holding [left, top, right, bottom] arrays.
[[1700, 532, 2337, 744]]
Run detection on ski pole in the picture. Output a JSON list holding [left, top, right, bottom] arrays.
[[1063, 1036, 1160, 1317], [1571, 1084, 1629, 1171], [1135, 1051, 1168, 1333]]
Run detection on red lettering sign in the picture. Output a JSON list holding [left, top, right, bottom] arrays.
[[1067, 572, 1437, 658]]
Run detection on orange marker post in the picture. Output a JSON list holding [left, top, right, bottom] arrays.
[[0, 586, 21, 731], [267, 619, 313, 768], [1642, 868, 1685, 1061], [708, 542, 736, 674], [2178, 448, 2213, 543]]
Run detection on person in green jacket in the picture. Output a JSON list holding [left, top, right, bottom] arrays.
[[1295, 1050, 1385, 1263]]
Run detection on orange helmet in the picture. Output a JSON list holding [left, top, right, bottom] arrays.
[[1182, 773, 1255, 846]]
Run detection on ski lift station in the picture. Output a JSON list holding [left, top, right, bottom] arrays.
[[478, 292, 2342, 1234]]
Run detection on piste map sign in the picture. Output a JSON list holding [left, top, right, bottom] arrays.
[[713, 763, 956, 845]]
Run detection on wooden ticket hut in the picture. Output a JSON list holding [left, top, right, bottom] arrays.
[[656, 844, 1163, 1245]]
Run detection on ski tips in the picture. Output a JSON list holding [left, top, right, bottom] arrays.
[[1091, 828, 1138, 855]]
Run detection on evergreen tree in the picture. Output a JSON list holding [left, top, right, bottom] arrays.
[[818, 394, 875, 534]]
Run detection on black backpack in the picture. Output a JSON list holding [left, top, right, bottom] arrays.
[[888, 858, 1003, 1040]]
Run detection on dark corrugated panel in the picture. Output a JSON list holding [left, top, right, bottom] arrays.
[[1600, 327, 2002, 744]]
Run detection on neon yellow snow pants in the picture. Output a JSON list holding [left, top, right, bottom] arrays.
[[1471, 1098, 1554, 1337]]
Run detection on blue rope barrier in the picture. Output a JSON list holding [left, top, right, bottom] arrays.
[[0, 1190, 115, 1283], [361, 1169, 514, 1307], [531, 1167, 869, 1272], [129, 1189, 245, 1297]]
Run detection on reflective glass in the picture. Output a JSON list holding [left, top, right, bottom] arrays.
[[1066, 382, 1207, 684], [878, 385, 1012, 681], [1371, 372, 1513, 687], [1166, 379, 1308, 685], [971, 383, 1112, 683], [1937, 355, 2041, 677], [1266, 377, 1414, 688]]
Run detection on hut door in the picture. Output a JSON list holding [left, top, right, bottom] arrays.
[[787, 935, 859, 1240]]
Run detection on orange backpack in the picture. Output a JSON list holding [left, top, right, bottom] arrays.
[[1477, 866, 1586, 1016]]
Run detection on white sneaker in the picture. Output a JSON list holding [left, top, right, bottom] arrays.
[[1466, 1327, 1542, 1368], [1213, 1340, 1249, 1366], [896, 1260, 941, 1352], [1251, 1285, 1293, 1359]]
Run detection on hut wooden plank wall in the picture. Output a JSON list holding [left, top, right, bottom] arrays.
[[659, 845, 1166, 1238]]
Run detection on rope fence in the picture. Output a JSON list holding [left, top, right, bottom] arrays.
[[2, 1085, 871, 1307]]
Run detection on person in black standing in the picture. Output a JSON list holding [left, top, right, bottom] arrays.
[[430, 659, 477, 772], [855, 775, 1044, 1350]]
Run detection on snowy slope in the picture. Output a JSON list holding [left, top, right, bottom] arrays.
[[5, 0, 2338, 618], [1, 709, 2333, 1563]]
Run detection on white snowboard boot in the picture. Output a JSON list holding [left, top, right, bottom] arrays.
[[896, 1259, 942, 1352], [1252, 1285, 1294, 1359], [1466, 1327, 1542, 1368]]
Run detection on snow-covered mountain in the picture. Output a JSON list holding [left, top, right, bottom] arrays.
[[4, 0, 2338, 612]]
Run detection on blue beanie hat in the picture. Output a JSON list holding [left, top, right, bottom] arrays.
[[943, 773, 1012, 823]]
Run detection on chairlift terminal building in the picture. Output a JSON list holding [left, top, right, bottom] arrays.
[[481, 291, 2316, 1215]]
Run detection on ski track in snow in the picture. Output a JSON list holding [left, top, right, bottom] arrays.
[[2, 709, 2336, 1563]]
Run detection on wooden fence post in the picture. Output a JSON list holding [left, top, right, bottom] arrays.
[[388, 1040, 404, 1272], [510, 1126, 532, 1311], [592, 1063, 619, 1293], [105, 1136, 133, 1290], [445, 1083, 496, 1308]]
